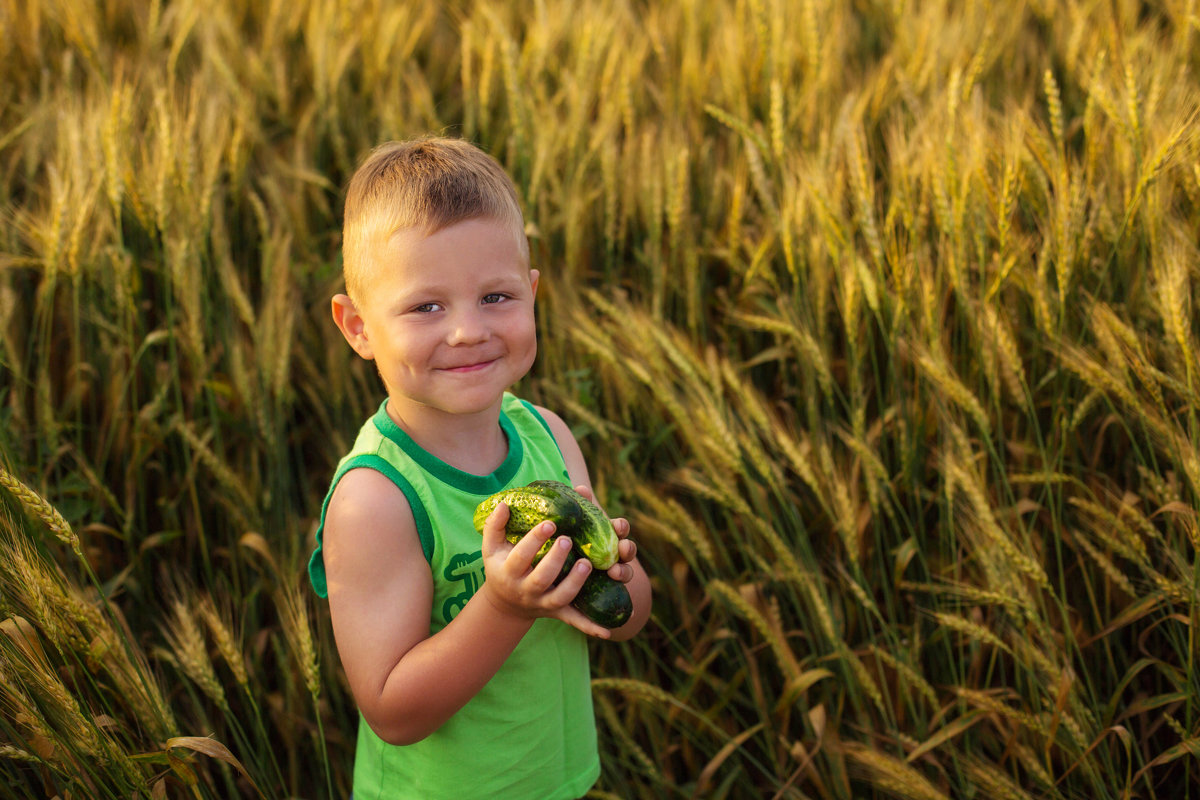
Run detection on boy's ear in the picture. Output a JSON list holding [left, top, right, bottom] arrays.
[[529, 268, 540, 297], [331, 294, 375, 360]]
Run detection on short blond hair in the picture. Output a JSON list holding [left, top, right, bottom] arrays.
[[342, 137, 527, 302]]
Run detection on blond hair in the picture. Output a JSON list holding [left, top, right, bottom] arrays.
[[342, 137, 527, 302]]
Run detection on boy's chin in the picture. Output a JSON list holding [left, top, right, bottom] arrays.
[[401, 391, 508, 418]]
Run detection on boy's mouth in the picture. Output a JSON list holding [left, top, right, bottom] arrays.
[[439, 357, 498, 373]]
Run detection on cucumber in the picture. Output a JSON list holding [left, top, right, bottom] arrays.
[[571, 570, 633, 628], [474, 480, 620, 571], [473, 481, 587, 567], [473, 481, 632, 626], [526, 480, 620, 570]]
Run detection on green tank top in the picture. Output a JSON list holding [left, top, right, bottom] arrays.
[[308, 393, 600, 799]]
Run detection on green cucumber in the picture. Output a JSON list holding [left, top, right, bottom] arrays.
[[474, 481, 631, 625], [474, 480, 620, 571], [571, 571, 633, 628], [472, 481, 587, 566], [526, 480, 620, 570]]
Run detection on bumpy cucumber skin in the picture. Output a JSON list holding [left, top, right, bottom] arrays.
[[526, 480, 620, 570], [473, 481, 630, 621], [473, 483, 586, 544], [571, 571, 633, 628], [474, 480, 620, 571]]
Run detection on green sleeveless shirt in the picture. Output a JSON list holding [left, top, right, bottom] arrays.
[[308, 393, 600, 799]]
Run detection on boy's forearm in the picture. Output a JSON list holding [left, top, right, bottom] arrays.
[[361, 592, 534, 746]]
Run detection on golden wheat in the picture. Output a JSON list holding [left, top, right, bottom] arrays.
[[0, 469, 80, 554], [868, 645, 938, 708], [843, 742, 950, 800], [954, 687, 1050, 738], [898, 580, 1032, 618], [912, 346, 991, 435], [964, 757, 1033, 800], [1072, 534, 1138, 597], [931, 611, 1011, 655], [593, 695, 663, 783], [198, 596, 249, 690], [161, 597, 228, 713], [1, 633, 102, 759], [1068, 496, 1149, 565], [946, 455, 1051, 592], [592, 677, 684, 709], [708, 580, 800, 682], [278, 585, 320, 699]]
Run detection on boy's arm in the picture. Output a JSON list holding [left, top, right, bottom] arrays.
[[535, 405, 653, 641], [323, 467, 602, 745]]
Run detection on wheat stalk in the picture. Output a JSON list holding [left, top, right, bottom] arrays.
[[277, 585, 320, 699], [843, 741, 950, 800], [1011, 740, 1056, 788], [172, 417, 260, 530], [1159, 243, 1194, 371], [0, 744, 39, 763], [899, 581, 1033, 619], [708, 580, 800, 681], [954, 687, 1050, 738], [629, 488, 716, 568], [931, 611, 1012, 655], [1043, 69, 1065, 151], [868, 645, 938, 708], [0, 469, 80, 555], [980, 302, 1026, 400], [161, 597, 228, 713], [594, 695, 663, 783], [946, 453, 1050, 591], [198, 596, 249, 690], [964, 757, 1033, 800], [592, 677, 684, 708], [912, 346, 991, 435], [1, 623, 101, 759], [1073, 533, 1138, 597], [1069, 496, 1149, 565]]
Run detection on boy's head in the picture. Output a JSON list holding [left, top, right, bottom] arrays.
[[342, 137, 528, 305]]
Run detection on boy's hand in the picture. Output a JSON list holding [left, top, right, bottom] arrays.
[[573, 484, 637, 585], [479, 502, 612, 638]]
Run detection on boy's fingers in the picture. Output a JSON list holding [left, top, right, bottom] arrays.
[[606, 561, 634, 583], [618, 537, 636, 561], [556, 604, 611, 640], [508, 520, 558, 568], [547, 556, 592, 603], [550, 562, 612, 639], [528, 535, 574, 588], [480, 502, 511, 553]]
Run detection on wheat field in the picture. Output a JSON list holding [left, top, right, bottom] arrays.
[[1, 0, 1199, 797]]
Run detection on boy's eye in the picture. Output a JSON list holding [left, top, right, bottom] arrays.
[[413, 302, 442, 313], [482, 293, 507, 305]]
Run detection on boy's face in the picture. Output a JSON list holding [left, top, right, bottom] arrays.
[[345, 217, 539, 422]]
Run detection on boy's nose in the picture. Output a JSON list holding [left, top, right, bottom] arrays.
[[447, 311, 489, 345]]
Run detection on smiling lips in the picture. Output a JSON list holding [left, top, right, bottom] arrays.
[[438, 356, 498, 373]]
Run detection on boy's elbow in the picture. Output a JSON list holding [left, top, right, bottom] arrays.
[[380, 728, 427, 747], [362, 711, 435, 746], [370, 722, 429, 747]]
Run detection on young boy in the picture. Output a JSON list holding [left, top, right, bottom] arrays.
[[307, 137, 651, 799]]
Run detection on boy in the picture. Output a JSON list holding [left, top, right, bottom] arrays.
[[307, 137, 651, 799]]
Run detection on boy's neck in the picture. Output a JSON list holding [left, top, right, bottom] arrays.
[[385, 397, 509, 476]]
